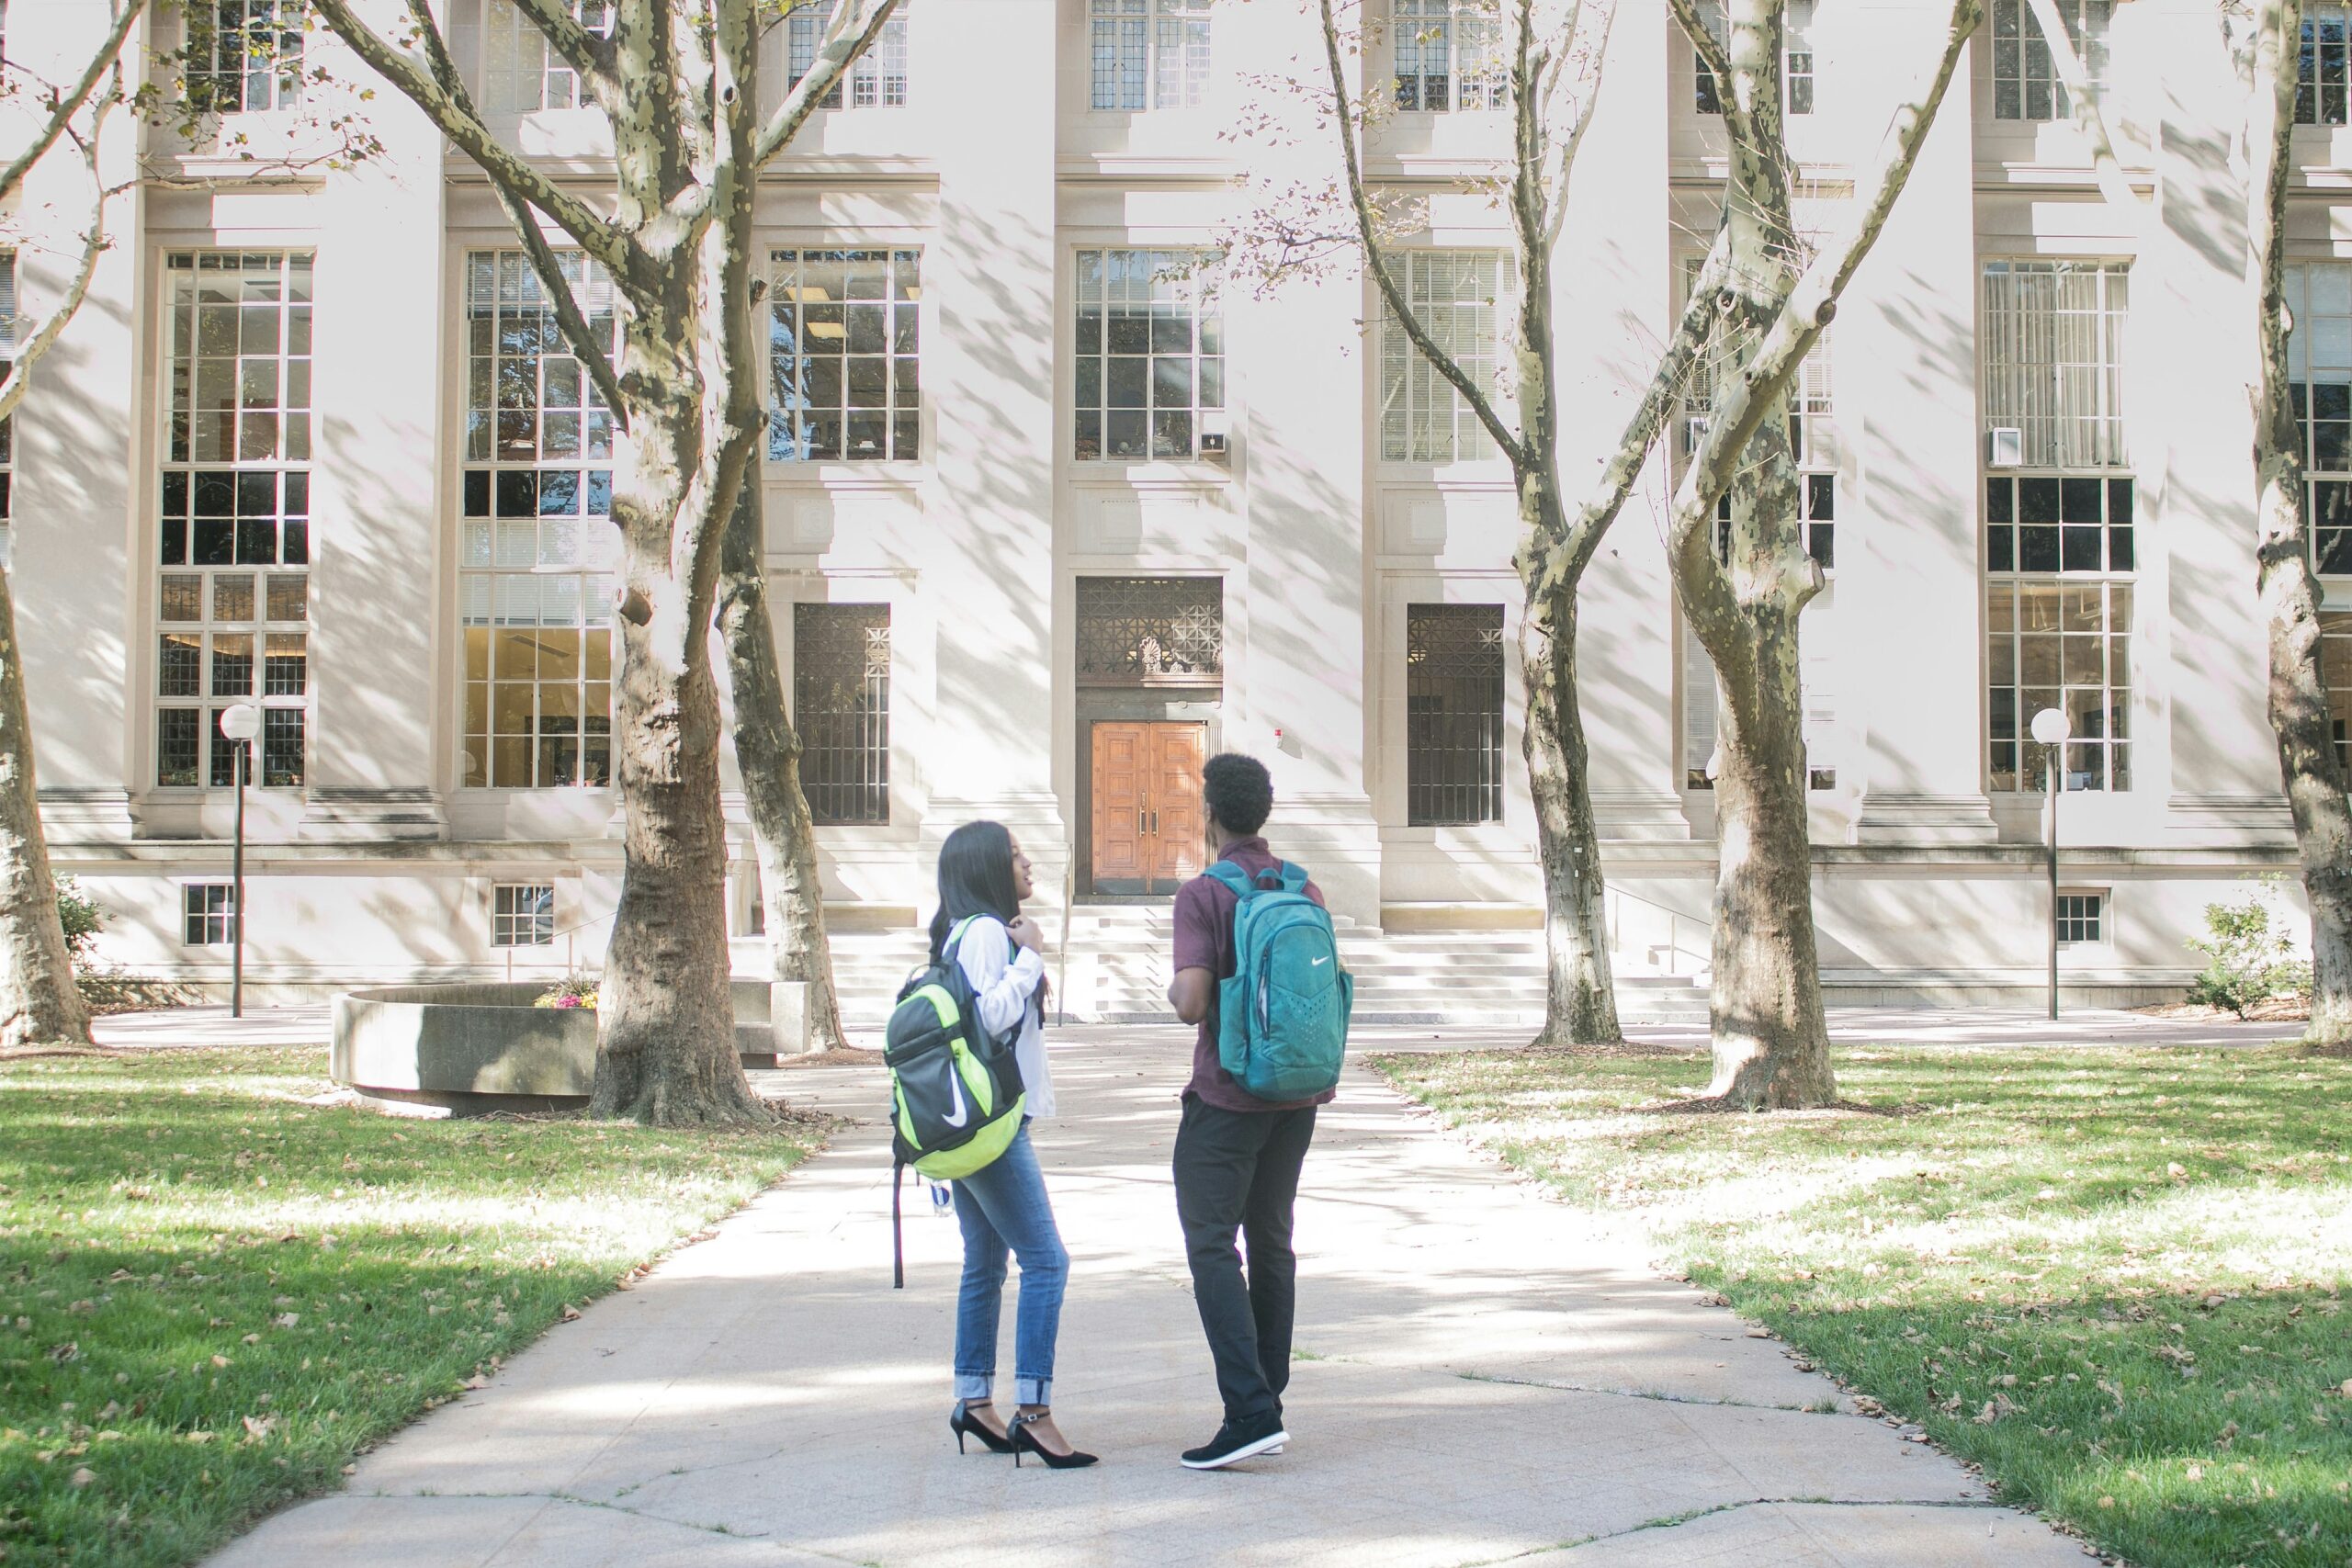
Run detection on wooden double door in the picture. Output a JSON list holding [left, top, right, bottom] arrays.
[[1090, 721, 1205, 896]]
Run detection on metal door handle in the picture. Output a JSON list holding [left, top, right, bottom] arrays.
[[1137, 807, 1147, 839]]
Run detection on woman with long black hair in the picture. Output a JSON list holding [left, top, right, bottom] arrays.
[[931, 820, 1096, 1470]]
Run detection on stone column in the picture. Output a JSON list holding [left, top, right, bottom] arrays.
[[918, 0, 1067, 888], [16, 0, 144, 844], [300, 35, 449, 842], [1848, 18, 1998, 844]]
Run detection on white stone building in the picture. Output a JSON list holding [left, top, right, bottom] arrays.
[[4, 0, 2343, 1016]]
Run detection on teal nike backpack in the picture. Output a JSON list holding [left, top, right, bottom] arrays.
[[1205, 860, 1352, 1101]]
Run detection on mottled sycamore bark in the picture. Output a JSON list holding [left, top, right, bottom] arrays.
[[1665, 0, 1980, 1106], [317, 0, 895, 1121], [2245, 0, 2352, 1042], [717, 480, 849, 1053]]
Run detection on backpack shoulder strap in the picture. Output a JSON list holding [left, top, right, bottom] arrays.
[[942, 914, 986, 964], [1272, 861, 1309, 895], [1204, 862, 1253, 899]]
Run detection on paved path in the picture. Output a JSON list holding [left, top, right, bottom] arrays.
[[209, 1027, 2093, 1568], [93, 1005, 331, 1049]]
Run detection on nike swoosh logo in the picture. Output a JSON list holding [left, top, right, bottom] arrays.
[[942, 1072, 970, 1130], [1311, 956, 1330, 966]]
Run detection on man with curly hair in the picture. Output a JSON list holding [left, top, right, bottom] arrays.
[[1164, 750, 1335, 1470]]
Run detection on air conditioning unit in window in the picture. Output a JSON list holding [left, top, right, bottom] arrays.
[[1986, 426, 2024, 468], [1201, 409, 1230, 462]]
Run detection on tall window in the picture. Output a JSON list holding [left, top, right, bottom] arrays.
[[157, 253, 311, 790], [1406, 604, 1505, 825], [769, 249, 921, 463], [2287, 263, 2352, 574], [2321, 613, 2352, 772], [788, 2, 910, 107], [492, 885, 555, 947], [187, 1, 304, 114], [481, 0, 612, 113], [459, 252, 617, 790], [1990, 0, 2109, 122], [1091, 0, 1211, 110], [1394, 0, 1504, 112], [183, 884, 238, 946], [795, 604, 890, 826], [1692, 0, 1815, 116], [1380, 252, 1510, 463], [1074, 251, 1225, 463], [1984, 259, 2132, 794], [2301, 3, 2349, 126]]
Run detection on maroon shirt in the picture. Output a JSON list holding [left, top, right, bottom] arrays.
[[1170, 837, 1337, 1112]]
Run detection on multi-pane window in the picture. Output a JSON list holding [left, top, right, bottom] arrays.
[[1686, 259, 1838, 569], [768, 249, 921, 463], [794, 604, 891, 826], [184, 884, 238, 945], [1074, 251, 1225, 463], [460, 251, 617, 790], [2321, 613, 2352, 772], [2056, 892, 2104, 944], [1989, 0, 2109, 122], [2301, 3, 2349, 126], [1406, 604, 1505, 826], [480, 0, 612, 113], [157, 253, 311, 790], [492, 884, 555, 947], [1692, 0, 1815, 116], [1090, 0, 1211, 110], [1394, 0, 1505, 112], [187, 1, 304, 114], [2286, 264, 2352, 573], [1982, 260, 2128, 468], [1983, 258, 2132, 795], [1380, 252, 1511, 463], [787, 2, 910, 107]]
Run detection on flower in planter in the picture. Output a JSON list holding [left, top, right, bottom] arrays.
[[534, 975, 600, 1011]]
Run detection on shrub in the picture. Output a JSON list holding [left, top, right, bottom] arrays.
[[2185, 886, 2312, 1018], [54, 875, 103, 966]]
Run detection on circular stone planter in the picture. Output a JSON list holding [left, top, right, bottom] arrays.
[[331, 980, 808, 1116]]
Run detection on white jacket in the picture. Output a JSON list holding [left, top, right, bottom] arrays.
[[953, 915, 1052, 1120]]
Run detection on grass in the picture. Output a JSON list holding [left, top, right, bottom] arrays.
[[0, 1046, 823, 1568], [1372, 1041, 2352, 1568]]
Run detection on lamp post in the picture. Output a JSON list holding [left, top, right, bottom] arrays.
[[220, 703, 261, 1019], [2030, 706, 2073, 1022]]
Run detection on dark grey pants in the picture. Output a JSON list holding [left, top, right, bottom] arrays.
[[1171, 1093, 1318, 1426]]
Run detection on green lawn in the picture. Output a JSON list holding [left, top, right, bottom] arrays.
[[0, 1046, 821, 1568], [1373, 1042, 2352, 1568]]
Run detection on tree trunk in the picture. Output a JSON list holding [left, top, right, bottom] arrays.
[[1704, 598, 1835, 1106], [2247, 0, 2352, 1043], [0, 562, 90, 1048], [1521, 580, 1623, 1043], [716, 477, 850, 1053]]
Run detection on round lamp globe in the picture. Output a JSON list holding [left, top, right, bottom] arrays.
[[2029, 707, 2071, 747], [220, 703, 263, 743]]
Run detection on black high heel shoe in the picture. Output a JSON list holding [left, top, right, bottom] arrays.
[[1008, 1411, 1099, 1470], [949, 1402, 1016, 1455]]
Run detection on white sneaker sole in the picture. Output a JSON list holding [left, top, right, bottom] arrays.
[[1181, 1429, 1290, 1470]]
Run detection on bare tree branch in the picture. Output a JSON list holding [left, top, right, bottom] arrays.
[[0, 73, 125, 427], [0, 0, 143, 206], [1666, 0, 1751, 143], [2023, 0, 2146, 213], [752, 0, 899, 167], [1318, 0, 1528, 468], [309, 0, 637, 282], [399, 0, 628, 425], [1668, 0, 1982, 625]]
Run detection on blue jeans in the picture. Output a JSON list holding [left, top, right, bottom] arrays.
[[951, 1123, 1068, 1408]]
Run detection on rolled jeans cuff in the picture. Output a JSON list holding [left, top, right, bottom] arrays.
[[1014, 1375, 1051, 1407], [954, 1371, 992, 1403]]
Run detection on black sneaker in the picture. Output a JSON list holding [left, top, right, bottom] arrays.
[[1180, 1413, 1290, 1470]]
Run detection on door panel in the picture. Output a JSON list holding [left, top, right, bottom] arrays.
[[1091, 723, 1147, 891], [1149, 724, 1206, 889]]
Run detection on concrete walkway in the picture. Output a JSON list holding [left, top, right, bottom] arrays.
[[209, 1026, 2096, 1568]]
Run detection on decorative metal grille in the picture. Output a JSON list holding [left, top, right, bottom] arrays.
[[1407, 604, 1505, 826], [1076, 577, 1222, 685], [795, 604, 890, 825]]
